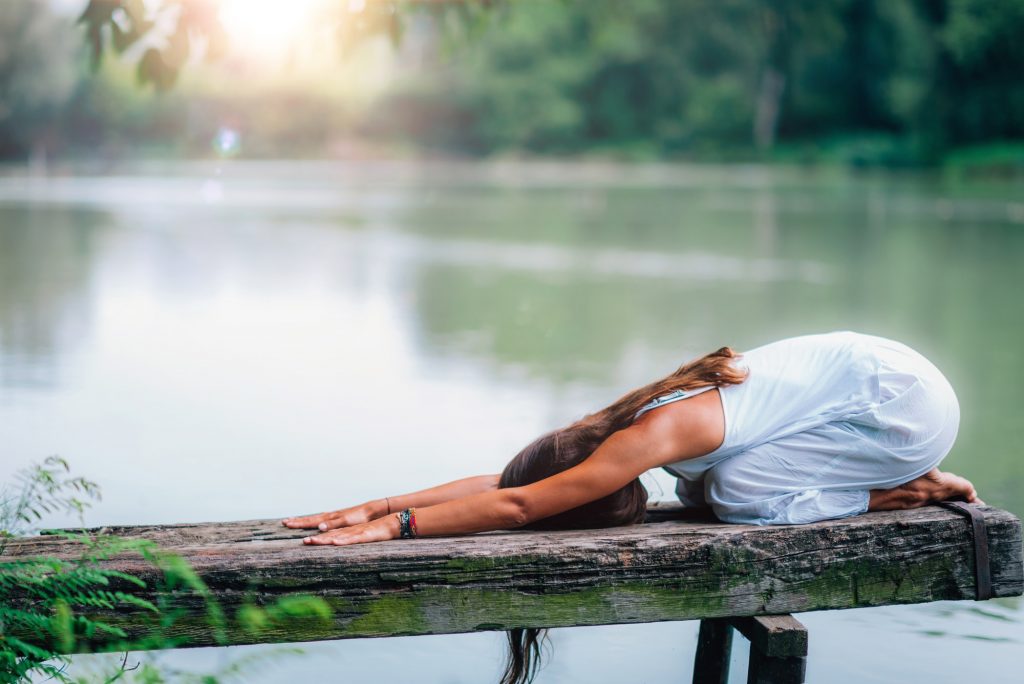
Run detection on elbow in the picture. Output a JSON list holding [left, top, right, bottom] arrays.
[[500, 488, 531, 528]]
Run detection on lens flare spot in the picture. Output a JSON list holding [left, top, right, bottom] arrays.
[[213, 127, 241, 157]]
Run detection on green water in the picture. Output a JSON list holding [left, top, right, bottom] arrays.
[[1, 161, 1021, 682]]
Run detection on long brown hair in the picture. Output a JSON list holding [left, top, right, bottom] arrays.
[[497, 345, 746, 684]]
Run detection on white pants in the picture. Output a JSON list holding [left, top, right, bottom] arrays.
[[686, 340, 961, 525]]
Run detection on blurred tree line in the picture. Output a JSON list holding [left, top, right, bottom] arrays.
[[1, 0, 1023, 168], [388, 0, 1024, 166]]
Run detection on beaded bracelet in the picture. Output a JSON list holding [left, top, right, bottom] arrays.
[[397, 508, 418, 539]]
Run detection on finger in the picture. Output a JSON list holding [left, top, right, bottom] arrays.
[[332, 528, 388, 546], [317, 513, 363, 531], [283, 510, 343, 528], [304, 525, 375, 544], [303, 529, 351, 545], [331, 533, 367, 546], [304, 521, 392, 546], [283, 515, 325, 529]]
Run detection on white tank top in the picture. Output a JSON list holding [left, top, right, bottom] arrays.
[[636, 331, 885, 480]]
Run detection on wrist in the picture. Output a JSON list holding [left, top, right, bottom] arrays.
[[396, 508, 420, 538], [366, 498, 389, 520], [384, 511, 401, 539]]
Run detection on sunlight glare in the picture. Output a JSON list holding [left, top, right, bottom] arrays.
[[218, 0, 324, 57]]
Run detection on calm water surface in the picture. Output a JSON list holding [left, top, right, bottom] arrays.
[[1, 161, 1021, 683]]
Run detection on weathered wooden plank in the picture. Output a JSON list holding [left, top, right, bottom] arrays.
[[4, 505, 1022, 653]]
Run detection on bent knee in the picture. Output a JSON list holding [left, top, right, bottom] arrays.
[[703, 465, 771, 524], [705, 463, 870, 525]]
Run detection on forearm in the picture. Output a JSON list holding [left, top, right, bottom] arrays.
[[414, 429, 656, 537], [284, 474, 501, 531], [411, 488, 528, 537], [368, 474, 500, 518], [300, 486, 525, 546]]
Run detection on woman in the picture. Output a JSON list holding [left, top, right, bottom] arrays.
[[284, 330, 978, 538], [283, 331, 980, 682]]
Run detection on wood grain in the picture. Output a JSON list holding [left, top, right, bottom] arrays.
[[4, 505, 1021, 653]]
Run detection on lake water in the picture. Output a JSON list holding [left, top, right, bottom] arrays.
[[1, 160, 1021, 683]]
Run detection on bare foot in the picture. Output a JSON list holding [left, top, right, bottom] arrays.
[[869, 468, 984, 511]]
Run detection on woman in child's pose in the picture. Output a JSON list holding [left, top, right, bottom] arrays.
[[285, 330, 977, 540], [284, 330, 978, 684]]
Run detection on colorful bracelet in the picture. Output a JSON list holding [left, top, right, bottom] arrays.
[[397, 508, 418, 539]]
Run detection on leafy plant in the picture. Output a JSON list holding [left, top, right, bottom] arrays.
[[1, 456, 101, 542], [0, 458, 332, 683]]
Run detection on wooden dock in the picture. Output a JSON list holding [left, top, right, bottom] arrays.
[[4, 503, 1022, 682]]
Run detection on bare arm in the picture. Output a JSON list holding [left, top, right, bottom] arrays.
[[282, 474, 500, 531], [303, 413, 688, 545]]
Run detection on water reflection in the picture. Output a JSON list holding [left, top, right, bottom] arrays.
[[0, 163, 1021, 683], [0, 206, 106, 390]]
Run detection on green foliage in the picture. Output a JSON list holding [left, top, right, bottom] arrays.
[[0, 0, 81, 159], [0, 538, 159, 683], [5, 0, 1024, 166], [0, 461, 332, 683], [365, 0, 1024, 164], [77, 0, 508, 91], [0, 459, 145, 682], [237, 596, 334, 636], [1, 457, 100, 542], [78, 0, 227, 91]]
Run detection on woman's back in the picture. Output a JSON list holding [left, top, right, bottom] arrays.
[[715, 331, 880, 453], [646, 331, 960, 524], [652, 331, 955, 473]]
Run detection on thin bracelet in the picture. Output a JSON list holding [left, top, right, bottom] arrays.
[[385, 496, 391, 515]]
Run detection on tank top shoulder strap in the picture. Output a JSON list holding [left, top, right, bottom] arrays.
[[634, 385, 717, 421]]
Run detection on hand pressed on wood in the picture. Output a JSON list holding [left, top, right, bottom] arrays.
[[282, 500, 382, 531], [301, 514, 401, 546]]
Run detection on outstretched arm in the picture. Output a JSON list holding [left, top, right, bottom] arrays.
[[282, 474, 500, 531], [303, 415, 684, 546]]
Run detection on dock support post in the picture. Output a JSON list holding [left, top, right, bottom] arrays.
[[731, 615, 807, 684], [693, 618, 733, 684], [692, 615, 807, 684]]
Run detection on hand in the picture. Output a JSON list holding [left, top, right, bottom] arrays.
[[282, 500, 384, 531], [301, 514, 400, 546]]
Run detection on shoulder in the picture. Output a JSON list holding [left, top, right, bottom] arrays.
[[629, 388, 725, 465]]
